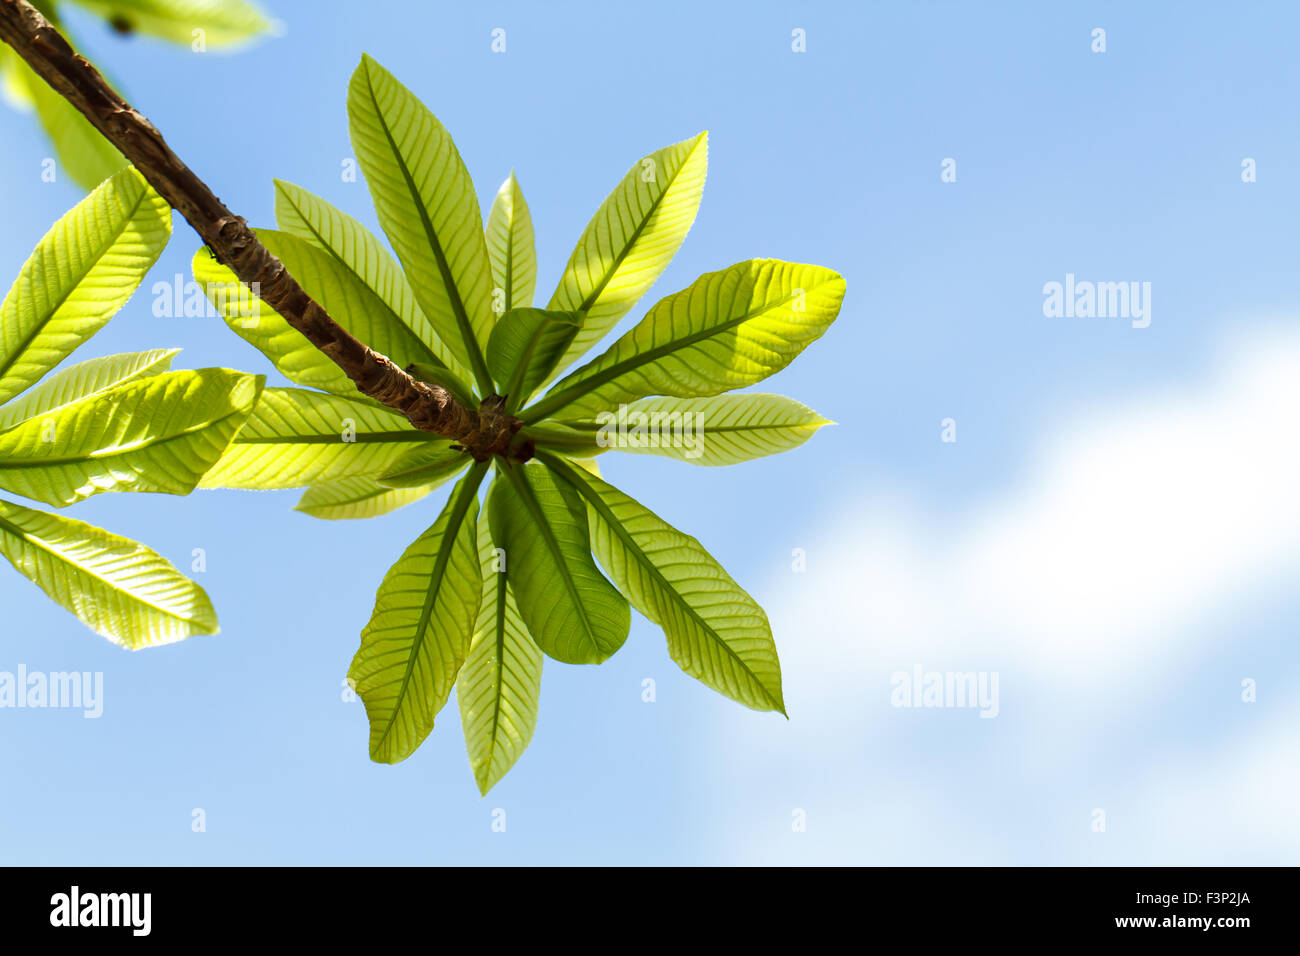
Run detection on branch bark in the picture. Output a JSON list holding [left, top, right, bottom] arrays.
[[0, 0, 522, 462]]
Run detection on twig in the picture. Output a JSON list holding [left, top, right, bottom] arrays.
[[0, 0, 520, 461]]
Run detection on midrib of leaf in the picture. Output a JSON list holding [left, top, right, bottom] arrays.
[[550, 418, 818, 435], [503, 195, 515, 314], [484, 569, 510, 774], [232, 430, 422, 445], [501, 462, 600, 648], [0, 186, 149, 385], [564, 138, 701, 316], [524, 272, 840, 423], [277, 190, 447, 372], [541, 451, 782, 711], [502, 321, 550, 412], [0, 404, 248, 469], [362, 67, 492, 394], [373, 461, 486, 752], [0, 507, 197, 626]]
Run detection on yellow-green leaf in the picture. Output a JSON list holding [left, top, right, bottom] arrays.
[[527, 260, 845, 421], [274, 180, 468, 378], [550, 393, 830, 466], [542, 452, 784, 713], [347, 54, 495, 391], [256, 228, 458, 382], [0, 167, 170, 406], [0, 496, 218, 648], [294, 476, 435, 521], [349, 464, 487, 763], [544, 132, 708, 383], [191, 248, 357, 398], [64, 0, 274, 48], [485, 172, 536, 313], [199, 387, 427, 490], [457, 517, 543, 795], [0, 348, 178, 431], [0, 368, 261, 507], [488, 461, 629, 665], [377, 442, 470, 489], [11, 54, 127, 192], [486, 308, 580, 411]]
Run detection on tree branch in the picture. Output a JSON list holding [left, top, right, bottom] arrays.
[[0, 0, 522, 462]]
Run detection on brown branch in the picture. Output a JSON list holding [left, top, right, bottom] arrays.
[[0, 0, 522, 462]]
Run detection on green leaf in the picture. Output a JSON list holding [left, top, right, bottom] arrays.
[[377, 442, 470, 489], [347, 54, 495, 392], [10, 54, 127, 192], [567, 456, 602, 479], [0, 167, 170, 406], [550, 393, 830, 466], [191, 248, 357, 398], [273, 180, 468, 378], [0, 496, 217, 648], [258, 228, 459, 383], [0, 368, 261, 507], [1, 45, 32, 108], [457, 517, 543, 795], [0, 348, 178, 431], [543, 132, 708, 384], [488, 461, 629, 665], [523, 422, 609, 460], [64, 0, 274, 48], [199, 387, 428, 491], [348, 463, 487, 763], [294, 476, 434, 521], [526, 260, 846, 422], [486, 308, 581, 412], [541, 452, 784, 713], [485, 172, 536, 313]]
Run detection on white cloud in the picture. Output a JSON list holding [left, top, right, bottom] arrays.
[[708, 329, 1300, 863]]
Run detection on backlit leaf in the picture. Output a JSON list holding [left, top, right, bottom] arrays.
[[295, 476, 435, 521], [457, 517, 542, 794], [526, 259, 845, 421], [348, 464, 487, 763], [488, 461, 629, 665], [273, 180, 468, 377], [348, 54, 495, 390], [485, 171, 536, 313], [542, 452, 784, 713], [0, 167, 169, 406], [0, 348, 178, 431], [0, 496, 218, 648], [543, 132, 708, 383], [0, 368, 262, 507], [549, 393, 830, 466], [199, 387, 427, 490]]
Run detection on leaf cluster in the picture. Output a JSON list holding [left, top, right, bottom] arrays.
[[0, 166, 263, 646], [194, 55, 845, 791]]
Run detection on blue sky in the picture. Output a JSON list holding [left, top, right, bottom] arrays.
[[1, 0, 1298, 864]]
